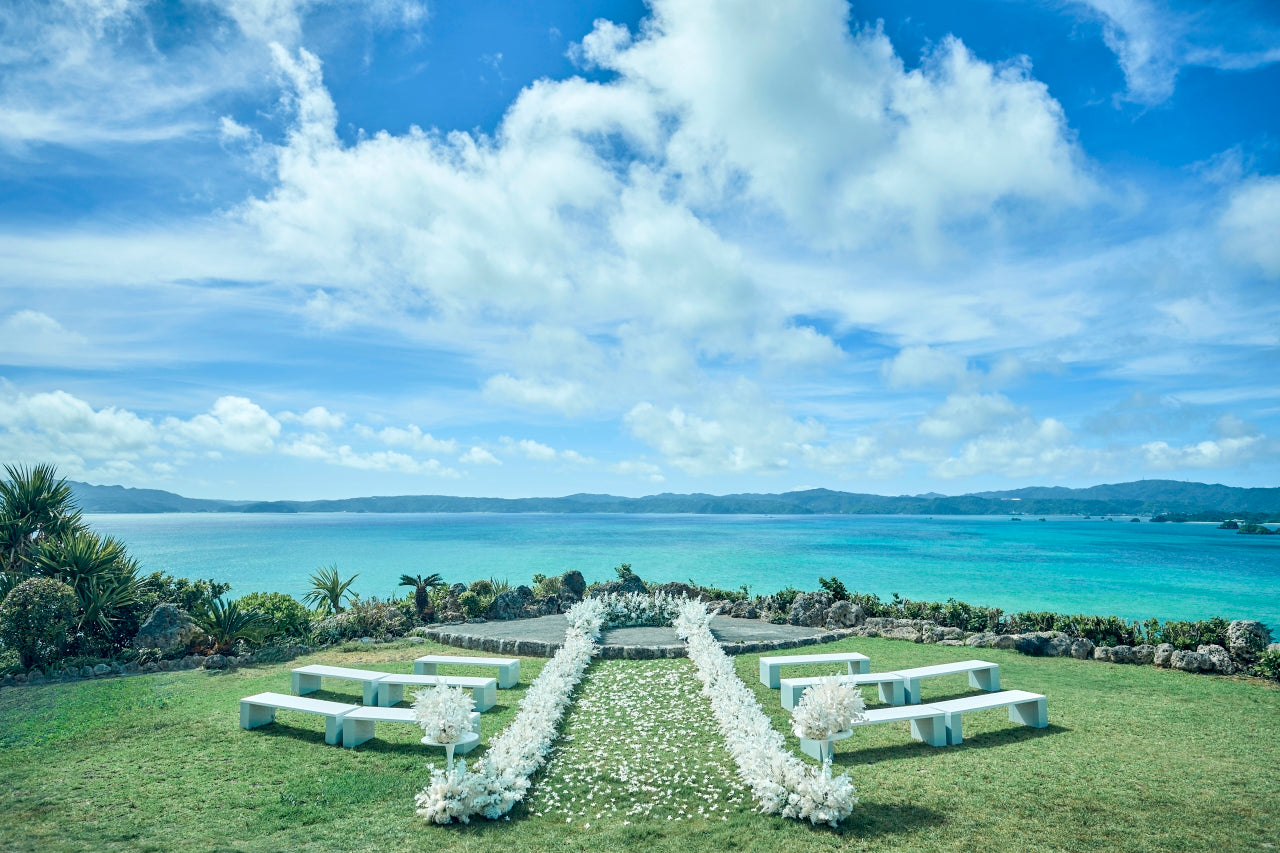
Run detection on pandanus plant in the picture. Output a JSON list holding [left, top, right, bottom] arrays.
[[303, 564, 359, 615], [194, 597, 269, 655]]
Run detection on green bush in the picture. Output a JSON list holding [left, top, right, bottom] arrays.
[[235, 592, 312, 639], [458, 590, 484, 618], [1140, 616, 1230, 649], [308, 598, 409, 644], [533, 575, 562, 598], [467, 580, 494, 598], [0, 576, 78, 668], [1254, 650, 1280, 682], [817, 576, 849, 601], [685, 580, 747, 602], [771, 587, 802, 612]]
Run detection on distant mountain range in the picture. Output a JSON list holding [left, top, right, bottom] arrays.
[[67, 479, 1280, 518]]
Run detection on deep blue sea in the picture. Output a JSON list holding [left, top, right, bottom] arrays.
[[85, 513, 1280, 628]]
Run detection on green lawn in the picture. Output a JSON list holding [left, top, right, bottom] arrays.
[[1, 636, 1277, 852]]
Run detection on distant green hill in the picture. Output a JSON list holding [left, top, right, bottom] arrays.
[[67, 478, 1280, 517]]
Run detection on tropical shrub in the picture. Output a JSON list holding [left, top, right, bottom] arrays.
[[0, 577, 78, 667], [1140, 617, 1230, 649], [1254, 650, 1280, 682], [466, 579, 493, 598], [193, 597, 269, 654], [235, 592, 312, 639], [303, 565, 359, 614], [399, 573, 444, 620], [0, 463, 85, 587], [685, 580, 748, 602], [532, 574, 562, 599], [817, 576, 849, 601], [309, 597, 409, 644], [35, 530, 142, 654], [771, 586, 802, 612], [458, 591, 484, 618]]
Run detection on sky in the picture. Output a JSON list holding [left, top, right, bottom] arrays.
[[0, 0, 1278, 501]]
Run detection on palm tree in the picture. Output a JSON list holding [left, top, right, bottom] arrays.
[[303, 565, 359, 615], [194, 597, 269, 654], [34, 530, 142, 652], [0, 463, 86, 591], [399, 572, 444, 619]]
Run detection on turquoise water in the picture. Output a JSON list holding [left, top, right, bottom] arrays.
[[85, 513, 1280, 627]]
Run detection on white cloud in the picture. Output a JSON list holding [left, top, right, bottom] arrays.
[[0, 389, 158, 469], [483, 375, 592, 416], [1220, 175, 1280, 277], [364, 424, 458, 454], [459, 446, 500, 465], [506, 438, 558, 461], [610, 460, 665, 483], [918, 393, 1023, 440], [882, 346, 970, 389], [1142, 435, 1263, 470], [1075, 0, 1280, 105], [164, 396, 281, 453], [0, 311, 90, 366], [933, 416, 1089, 479], [279, 405, 346, 430]]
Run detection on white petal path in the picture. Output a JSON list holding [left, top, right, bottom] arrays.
[[527, 658, 748, 825]]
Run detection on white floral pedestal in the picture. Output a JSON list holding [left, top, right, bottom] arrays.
[[799, 729, 853, 762], [423, 731, 481, 768]]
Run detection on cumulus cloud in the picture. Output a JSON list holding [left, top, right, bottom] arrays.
[[1142, 435, 1263, 470], [0, 310, 91, 366], [459, 446, 501, 465], [282, 434, 460, 476], [610, 459, 665, 482], [165, 396, 281, 453], [932, 416, 1089, 479], [483, 375, 592, 416], [362, 424, 458, 454], [279, 405, 346, 430], [0, 389, 157, 471]]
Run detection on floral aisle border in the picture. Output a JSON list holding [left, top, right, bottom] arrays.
[[414, 601, 603, 823], [674, 600, 857, 826]]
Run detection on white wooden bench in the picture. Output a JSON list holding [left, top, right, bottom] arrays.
[[291, 664, 389, 705], [414, 655, 520, 688], [240, 692, 356, 745], [375, 673, 497, 711], [780, 673, 905, 709], [930, 690, 1047, 745], [798, 704, 947, 759], [890, 659, 1000, 704], [341, 706, 482, 749], [758, 651, 870, 689]]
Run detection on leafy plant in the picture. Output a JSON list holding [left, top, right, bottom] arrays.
[[0, 576, 78, 668], [303, 565, 359, 615], [817, 576, 849, 601], [458, 590, 484, 618], [34, 531, 141, 647], [533, 574, 562, 599], [193, 597, 269, 654], [488, 577, 512, 595], [0, 463, 85, 585], [615, 563, 635, 580], [399, 573, 445, 620], [235, 591, 312, 639], [467, 579, 494, 598], [1254, 650, 1280, 682]]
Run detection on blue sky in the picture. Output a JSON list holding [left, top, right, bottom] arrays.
[[1, 0, 1278, 500]]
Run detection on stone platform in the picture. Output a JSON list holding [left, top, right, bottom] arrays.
[[423, 614, 857, 659]]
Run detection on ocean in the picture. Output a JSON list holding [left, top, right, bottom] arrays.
[[85, 513, 1280, 627]]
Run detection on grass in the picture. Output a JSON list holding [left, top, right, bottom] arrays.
[[0, 635, 1277, 852]]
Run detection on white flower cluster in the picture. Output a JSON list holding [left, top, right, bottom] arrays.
[[412, 682, 476, 745], [674, 599, 858, 827], [577, 591, 685, 629], [790, 678, 866, 741], [414, 601, 604, 824]]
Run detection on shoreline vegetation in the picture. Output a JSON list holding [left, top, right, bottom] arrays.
[[68, 478, 1280, 522], [2, 465, 1278, 690]]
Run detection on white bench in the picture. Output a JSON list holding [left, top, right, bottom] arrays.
[[890, 659, 1000, 704], [780, 673, 905, 709], [240, 692, 356, 745], [375, 674, 497, 711], [414, 655, 520, 688], [798, 704, 947, 759], [931, 690, 1047, 745], [758, 652, 870, 689], [291, 665, 389, 705], [341, 706, 482, 749]]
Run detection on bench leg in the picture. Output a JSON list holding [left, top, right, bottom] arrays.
[[943, 711, 964, 745], [781, 683, 802, 710], [456, 733, 479, 754], [468, 711, 481, 736], [379, 683, 405, 707], [902, 677, 922, 704], [474, 683, 496, 713], [854, 659, 870, 675], [1009, 698, 1047, 728], [498, 662, 519, 689], [414, 661, 437, 677], [362, 680, 382, 706], [760, 660, 780, 689], [293, 672, 322, 695], [910, 715, 947, 747], [969, 667, 1000, 692], [798, 738, 828, 761], [878, 681, 905, 706], [240, 702, 275, 730], [342, 718, 374, 748], [324, 714, 346, 746]]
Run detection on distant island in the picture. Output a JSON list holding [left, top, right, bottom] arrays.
[[68, 479, 1280, 520]]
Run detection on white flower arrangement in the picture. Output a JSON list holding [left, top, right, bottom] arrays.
[[414, 600, 604, 824], [790, 678, 866, 741], [674, 599, 858, 826], [412, 683, 476, 745]]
